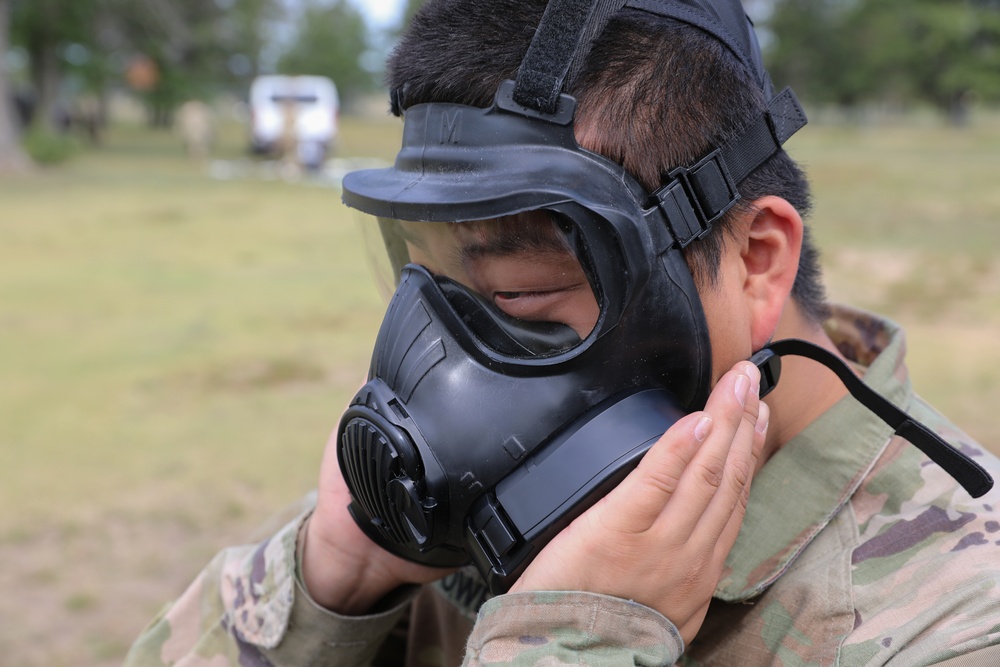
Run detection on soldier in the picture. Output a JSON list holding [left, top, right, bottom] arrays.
[[176, 100, 214, 161], [126, 0, 1000, 665]]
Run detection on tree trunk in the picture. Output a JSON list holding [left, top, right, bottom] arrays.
[[0, 0, 32, 172], [30, 40, 62, 132], [947, 91, 971, 128]]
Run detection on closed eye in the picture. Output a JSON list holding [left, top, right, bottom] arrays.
[[490, 282, 597, 337]]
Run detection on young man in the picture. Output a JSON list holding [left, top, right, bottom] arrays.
[[127, 1, 1000, 665]]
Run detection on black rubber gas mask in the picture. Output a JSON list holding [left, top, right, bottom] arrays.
[[340, 80, 721, 592], [337, 0, 992, 594]]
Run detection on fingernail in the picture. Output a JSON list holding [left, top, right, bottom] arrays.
[[735, 373, 751, 406], [694, 415, 713, 442], [746, 362, 761, 397], [755, 410, 770, 435]]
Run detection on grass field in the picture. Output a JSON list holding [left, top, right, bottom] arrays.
[[2, 111, 999, 666]]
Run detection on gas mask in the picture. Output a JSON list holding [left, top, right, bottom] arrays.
[[337, 0, 992, 594]]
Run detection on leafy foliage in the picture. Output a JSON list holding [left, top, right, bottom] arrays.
[[7, 0, 282, 128], [765, 0, 1000, 120], [5, 0, 999, 136], [276, 1, 374, 101], [21, 128, 79, 164]]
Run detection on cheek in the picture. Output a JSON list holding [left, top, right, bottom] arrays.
[[698, 273, 753, 383], [554, 289, 600, 339]]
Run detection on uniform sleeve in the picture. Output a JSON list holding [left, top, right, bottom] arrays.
[[123, 507, 415, 667], [463, 591, 684, 667]]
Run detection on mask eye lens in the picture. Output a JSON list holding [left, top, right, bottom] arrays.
[[435, 276, 582, 357], [359, 217, 411, 302], [363, 212, 602, 357]]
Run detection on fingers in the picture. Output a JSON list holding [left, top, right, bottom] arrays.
[[711, 399, 769, 562], [609, 361, 766, 536], [509, 359, 770, 633], [611, 410, 715, 533], [693, 362, 763, 531], [656, 362, 764, 537]]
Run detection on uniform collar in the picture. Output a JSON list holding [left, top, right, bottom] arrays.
[[715, 305, 910, 601]]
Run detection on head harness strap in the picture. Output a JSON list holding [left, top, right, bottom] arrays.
[[513, 0, 628, 114], [513, 0, 808, 249], [654, 87, 807, 249]]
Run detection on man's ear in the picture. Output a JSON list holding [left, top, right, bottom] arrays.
[[740, 196, 803, 350]]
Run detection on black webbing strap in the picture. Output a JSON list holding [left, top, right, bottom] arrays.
[[752, 339, 994, 499], [513, 0, 627, 114], [725, 87, 806, 182], [655, 87, 807, 248]]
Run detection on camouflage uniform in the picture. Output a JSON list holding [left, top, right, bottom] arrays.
[[125, 305, 1000, 666]]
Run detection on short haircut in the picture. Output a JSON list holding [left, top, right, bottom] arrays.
[[388, 0, 829, 322]]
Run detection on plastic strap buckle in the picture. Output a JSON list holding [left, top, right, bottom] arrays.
[[654, 147, 740, 248]]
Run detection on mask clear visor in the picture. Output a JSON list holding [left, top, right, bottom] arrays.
[[360, 210, 603, 358]]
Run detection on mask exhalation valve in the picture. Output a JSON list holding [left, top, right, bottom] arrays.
[[340, 411, 432, 548]]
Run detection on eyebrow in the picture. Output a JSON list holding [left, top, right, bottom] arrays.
[[458, 222, 571, 263]]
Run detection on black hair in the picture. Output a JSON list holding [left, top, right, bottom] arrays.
[[388, 0, 829, 322]]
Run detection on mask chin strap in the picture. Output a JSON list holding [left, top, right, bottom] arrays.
[[750, 340, 993, 499]]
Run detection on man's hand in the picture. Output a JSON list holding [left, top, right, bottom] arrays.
[[509, 361, 768, 645], [301, 429, 454, 615]]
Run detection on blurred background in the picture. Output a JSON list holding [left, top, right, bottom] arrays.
[[1, 1, 999, 664]]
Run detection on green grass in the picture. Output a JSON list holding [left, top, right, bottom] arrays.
[[789, 120, 1000, 256], [1, 110, 999, 666], [0, 119, 398, 530], [0, 116, 400, 664], [788, 116, 1000, 447]]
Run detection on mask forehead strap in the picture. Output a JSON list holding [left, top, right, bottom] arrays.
[[513, 0, 627, 114]]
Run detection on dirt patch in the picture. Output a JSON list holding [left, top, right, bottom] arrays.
[[5, 516, 188, 665], [825, 248, 1000, 325], [0, 498, 295, 667]]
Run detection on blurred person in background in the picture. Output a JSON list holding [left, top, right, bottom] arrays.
[[176, 100, 214, 160]]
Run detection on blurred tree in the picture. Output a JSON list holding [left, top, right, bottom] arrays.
[[8, 0, 283, 130], [10, 0, 97, 131], [853, 0, 1000, 123], [225, 0, 283, 86], [0, 0, 31, 171], [114, 0, 282, 125], [765, 0, 1000, 122], [765, 0, 872, 108], [277, 0, 374, 103]]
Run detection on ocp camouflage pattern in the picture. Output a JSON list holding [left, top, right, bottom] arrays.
[[125, 306, 1000, 666]]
